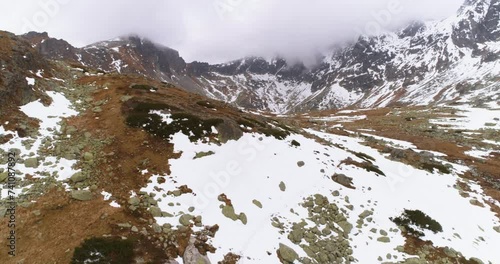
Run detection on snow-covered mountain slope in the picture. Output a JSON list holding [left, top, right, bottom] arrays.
[[190, 0, 500, 113], [21, 0, 500, 114], [1, 29, 500, 263]]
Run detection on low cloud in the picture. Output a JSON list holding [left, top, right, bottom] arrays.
[[0, 0, 465, 63]]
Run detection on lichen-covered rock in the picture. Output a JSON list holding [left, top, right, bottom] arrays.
[[279, 181, 286, 192], [179, 214, 193, 226], [221, 205, 239, 221], [252, 199, 263, 208], [70, 190, 93, 201], [279, 243, 299, 263], [70, 172, 87, 183], [24, 157, 39, 168]]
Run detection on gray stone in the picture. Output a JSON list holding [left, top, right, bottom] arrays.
[[337, 221, 353, 235], [152, 223, 162, 233], [179, 214, 193, 226], [128, 197, 140, 206], [221, 205, 239, 221], [377, 236, 391, 243], [70, 172, 87, 183], [0, 172, 8, 182], [297, 161, 305, 167], [150, 206, 163, 217], [493, 226, 500, 233], [279, 243, 299, 263], [131, 226, 139, 232], [239, 213, 248, 225], [83, 152, 93, 161], [469, 257, 484, 264], [71, 190, 93, 201], [252, 199, 263, 208], [359, 210, 373, 219], [279, 181, 286, 192], [24, 158, 39, 168]]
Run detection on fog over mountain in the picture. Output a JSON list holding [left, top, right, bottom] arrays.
[[1, 0, 464, 63]]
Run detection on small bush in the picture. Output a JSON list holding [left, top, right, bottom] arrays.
[[196, 101, 217, 109], [291, 140, 301, 147], [125, 101, 222, 141], [422, 162, 451, 174], [71, 237, 134, 264], [194, 151, 215, 159], [391, 209, 443, 237], [131, 84, 158, 91], [354, 152, 375, 162], [261, 128, 290, 140]]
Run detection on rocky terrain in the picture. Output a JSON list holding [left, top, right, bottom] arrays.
[[0, 0, 499, 263]]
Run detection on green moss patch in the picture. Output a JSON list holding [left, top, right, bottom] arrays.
[[131, 84, 158, 91]]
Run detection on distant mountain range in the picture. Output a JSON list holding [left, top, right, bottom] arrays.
[[22, 0, 500, 113]]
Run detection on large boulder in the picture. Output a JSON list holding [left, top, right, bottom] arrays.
[[70, 172, 87, 183], [24, 158, 39, 168], [70, 190, 93, 201], [278, 243, 299, 263]]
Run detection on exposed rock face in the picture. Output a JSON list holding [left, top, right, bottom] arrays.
[[0, 31, 51, 110]]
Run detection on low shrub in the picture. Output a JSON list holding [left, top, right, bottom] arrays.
[[391, 209, 443, 237], [71, 237, 134, 264]]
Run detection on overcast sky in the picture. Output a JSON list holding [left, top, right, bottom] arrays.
[[0, 0, 465, 63]]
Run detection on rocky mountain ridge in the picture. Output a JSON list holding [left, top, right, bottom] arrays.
[[22, 0, 500, 114]]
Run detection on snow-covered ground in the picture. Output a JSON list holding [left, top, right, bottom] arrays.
[[140, 128, 500, 263], [0, 91, 80, 197], [430, 105, 500, 130]]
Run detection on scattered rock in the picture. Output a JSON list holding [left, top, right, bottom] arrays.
[[131, 226, 139, 232], [24, 158, 39, 168], [239, 213, 248, 225], [279, 181, 286, 192], [278, 243, 299, 263], [70, 172, 87, 183], [297, 161, 305, 167], [252, 199, 263, 208], [221, 205, 239, 221], [0, 172, 8, 182], [179, 214, 193, 226], [150, 206, 163, 217], [152, 223, 162, 233], [377, 236, 391, 243], [493, 226, 500, 233], [70, 190, 93, 201], [128, 197, 140, 206]]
